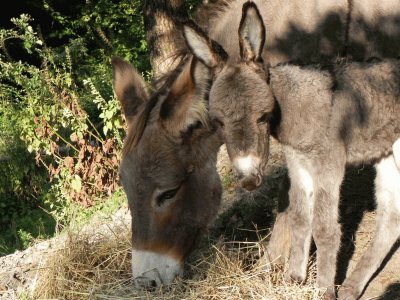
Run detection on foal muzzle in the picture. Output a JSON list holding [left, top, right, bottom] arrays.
[[233, 155, 263, 191]]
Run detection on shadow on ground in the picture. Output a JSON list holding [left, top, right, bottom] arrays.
[[335, 165, 376, 285], [378, 282, 400, 299]]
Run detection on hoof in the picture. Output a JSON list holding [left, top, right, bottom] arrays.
[[321, 286, 336, 300], [337, 285, 358, 300], [285, 270, 305, 284]]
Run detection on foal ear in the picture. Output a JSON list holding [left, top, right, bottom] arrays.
[[239, 1, 266, 62], [183, 21, 228, 69], [160, 58, 211, 139], [112, 57, 149, 127]]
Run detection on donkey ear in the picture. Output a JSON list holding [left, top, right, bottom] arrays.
[[160, 58, 211, 139], [112, 57, 149, 127], [183, 21, 228, 69], [239, 2, 266, 62]]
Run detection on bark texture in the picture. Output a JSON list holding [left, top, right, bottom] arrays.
[[143, 0, 188, 77]]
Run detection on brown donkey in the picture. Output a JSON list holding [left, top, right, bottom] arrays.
[[184, 3, 400, 300], [112, 56, 223, 288]]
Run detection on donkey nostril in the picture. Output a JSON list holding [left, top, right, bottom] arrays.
[[150, 279, 157, 288], [134, 276, 159, 290], [240, 173, 263, 191], [255, 174, 262, 187]]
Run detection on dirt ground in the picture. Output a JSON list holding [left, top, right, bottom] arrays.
[[1, 141, 399, 299]]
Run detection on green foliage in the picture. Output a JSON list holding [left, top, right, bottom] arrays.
[[56, 188, 127, 229], [0, 0, 150, 254], [0, 15, 53, 253], [44, 0, 150, 72]]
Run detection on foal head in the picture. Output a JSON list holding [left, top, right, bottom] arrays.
[[112, 57, 222, 288], [184, 2, 276, 191]]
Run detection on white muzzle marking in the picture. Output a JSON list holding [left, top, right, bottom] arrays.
[[233, 155, 261, 177], [132, 249, 183, 287]]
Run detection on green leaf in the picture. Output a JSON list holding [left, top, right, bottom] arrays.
[[70, 175, 82, 192], [105, 110, 113, 119]]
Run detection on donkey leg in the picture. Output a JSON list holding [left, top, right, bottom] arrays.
[[312, 163, 344, 299], [393, 138, 400, 170], [267, 210, 290, 265], [284, 149, 314, 283], [338, 155, 400, 300], [267, 172, 291, 265]]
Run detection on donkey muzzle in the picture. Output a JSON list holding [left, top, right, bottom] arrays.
[[233, 155, 263, 191], [132, 249, 183, 289]]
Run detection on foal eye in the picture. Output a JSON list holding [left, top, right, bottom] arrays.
[[213, 118, 224, 128], [156, 186, 181, 207], [257, 113, 272, 124]]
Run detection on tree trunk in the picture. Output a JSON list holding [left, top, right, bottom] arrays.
[[143, 0, 188, 77]]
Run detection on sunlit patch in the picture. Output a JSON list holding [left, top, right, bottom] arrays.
[[393, 138, 400, 170], [298, 167, 314, 201]]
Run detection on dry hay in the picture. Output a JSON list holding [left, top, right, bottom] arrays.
[[33, 216, 325, 300], [33, 217, 133, 299]]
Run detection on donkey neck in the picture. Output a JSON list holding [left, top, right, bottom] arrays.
[[269, 64, 335, 151]]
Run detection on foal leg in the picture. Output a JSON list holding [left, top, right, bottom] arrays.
[[338, 155, 400, 300], [312, 161, 344, 299], [284, 148, 315, 283], [266, 172, 291, 265]]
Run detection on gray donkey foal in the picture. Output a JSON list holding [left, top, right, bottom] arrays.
[[271, 61, 400, 300], [184, 5, 400, 300]]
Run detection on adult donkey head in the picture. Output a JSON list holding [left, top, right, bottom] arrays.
[[112, 56, 222, 288], [184, 2, 277, 191]]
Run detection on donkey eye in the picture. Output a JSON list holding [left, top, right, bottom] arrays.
[[156, 186, 181, 207], [257, 113, 272, 124], [213, 118, 224, 128]]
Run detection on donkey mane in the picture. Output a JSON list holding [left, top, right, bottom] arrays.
[[151, 0, 236, 88], [122, 97, 157, 157], [194, 0, 235, 32]]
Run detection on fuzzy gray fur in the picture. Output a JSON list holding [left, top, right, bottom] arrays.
[[269, 59, 400, 299], [185, 2, 400, 298]]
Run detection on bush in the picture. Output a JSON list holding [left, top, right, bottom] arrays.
[[0, 1, 149, 253]]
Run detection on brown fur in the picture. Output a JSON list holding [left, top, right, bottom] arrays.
[[112, 54, 222, 288]]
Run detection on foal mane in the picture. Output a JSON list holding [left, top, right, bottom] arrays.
[[195, 0, 235, 32], [122, 55, 191, 156]]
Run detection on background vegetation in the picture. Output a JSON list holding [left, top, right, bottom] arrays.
[[0, 0, 195, 255]]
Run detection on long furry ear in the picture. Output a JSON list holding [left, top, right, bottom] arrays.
[[112, 57, 149, 126], [239, 1, 266, 62], [159, 58, 211, 139], [183, 21, 228, 69]]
